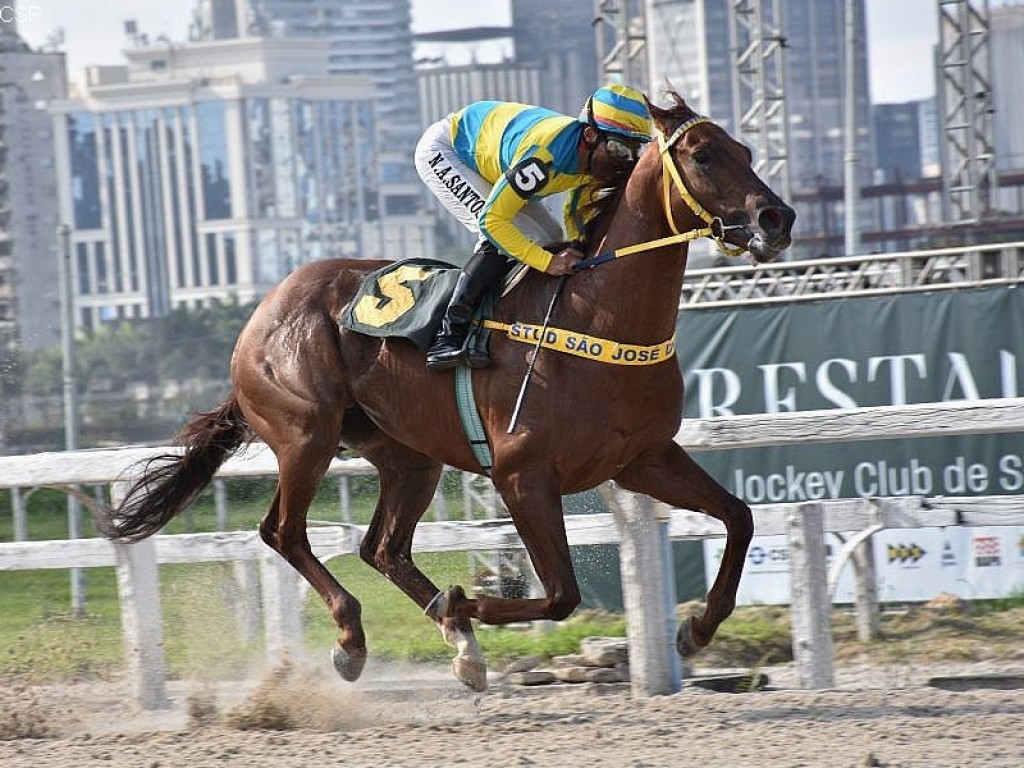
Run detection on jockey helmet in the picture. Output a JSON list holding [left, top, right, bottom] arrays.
[[580, 84, 652, 143]]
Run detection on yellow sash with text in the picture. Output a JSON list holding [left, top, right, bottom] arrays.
[[481, 320, 675, 366]]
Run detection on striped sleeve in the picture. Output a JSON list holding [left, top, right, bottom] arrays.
[[479, 174, 554, 271]]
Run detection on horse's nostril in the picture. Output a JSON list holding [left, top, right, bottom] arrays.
[[758, 208, 782, 235], [758, 206, 794, 237]]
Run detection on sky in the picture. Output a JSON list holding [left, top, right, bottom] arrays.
[[9, 0, 1014, 104]]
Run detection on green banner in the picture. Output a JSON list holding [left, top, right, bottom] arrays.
[[676, 286, 1024, 502]]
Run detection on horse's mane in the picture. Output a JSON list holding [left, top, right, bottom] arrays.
[[579, 87, 699, 250]]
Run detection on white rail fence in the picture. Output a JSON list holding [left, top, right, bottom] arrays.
[[1, 397, 1023, 706]]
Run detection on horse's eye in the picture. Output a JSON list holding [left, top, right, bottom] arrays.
[[691, 148, 711, 167]]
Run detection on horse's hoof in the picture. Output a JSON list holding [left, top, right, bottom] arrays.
[[675, 618, 703, 659], [452, 655, 487, 692], [331, 643, 367, 682]]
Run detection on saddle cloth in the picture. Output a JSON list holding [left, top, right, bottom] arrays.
[[340, 257, 525, 351], [340, 258, 462, 350]]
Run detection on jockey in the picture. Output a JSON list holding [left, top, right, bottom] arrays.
[[414, 83, 652, 371]]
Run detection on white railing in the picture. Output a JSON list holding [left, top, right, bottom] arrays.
[[1, 397, 1023, 704], [681, 240, 1024, 308]]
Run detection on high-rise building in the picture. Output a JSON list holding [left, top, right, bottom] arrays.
[[0, 21, 68, 352], [645, 0, 874, 258], [50, 37, 384, 331], [646, 0, 732, 129], [991, 3, 1024, 174], [195, 0, 240, 41], [874, 102, 923, 183], [417, 63, 542, 125], [918, 96, 941, 177], [509, 0, 598, 114], [198, 0, 427, 259]]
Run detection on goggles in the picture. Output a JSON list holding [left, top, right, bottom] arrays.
[[603, 135, 644, 162]]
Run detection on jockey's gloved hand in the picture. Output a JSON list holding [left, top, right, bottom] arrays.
[[545, 247, 584, 275]]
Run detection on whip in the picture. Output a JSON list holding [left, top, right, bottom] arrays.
[[507, 275, 567, 434]]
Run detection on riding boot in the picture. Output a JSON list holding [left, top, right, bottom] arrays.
[[427, 241, 509, 371]]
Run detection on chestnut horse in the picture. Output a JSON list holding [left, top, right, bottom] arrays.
[[104, 92, 794, 692]]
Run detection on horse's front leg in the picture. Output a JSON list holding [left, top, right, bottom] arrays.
[[426, 474, 581, 626], [614, 441, 753, 656]]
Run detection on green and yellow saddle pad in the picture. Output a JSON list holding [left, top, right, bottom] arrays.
[[341, 258, 465, 350]]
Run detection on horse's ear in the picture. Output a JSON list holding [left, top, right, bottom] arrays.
[[646, 96, 673, 134]]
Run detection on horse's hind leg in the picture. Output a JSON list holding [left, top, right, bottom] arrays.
[[259, 442, 369, 681], [345, 415, 487, 691], [614, 441, 753, 657]]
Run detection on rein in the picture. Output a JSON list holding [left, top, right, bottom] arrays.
[[574, 115, 745, 270]]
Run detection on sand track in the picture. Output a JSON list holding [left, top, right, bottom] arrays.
[[3, 659, 1023, 767]]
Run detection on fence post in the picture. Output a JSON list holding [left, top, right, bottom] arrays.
[[260, 552, 303, 661], [827, 500, 882, 642], [605, 483, 680, 697], [231, 559, 264, 643], [338, 475, 352, 524], [431, 482, 448, 521], [214, 479, 228, 530], [787, 501, 835, 689], [11, 487, 27, 542], [110, 481, 168, 710], [851, 535, 879, 642]]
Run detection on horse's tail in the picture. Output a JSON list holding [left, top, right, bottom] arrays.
[[99, 394, 252, 541]]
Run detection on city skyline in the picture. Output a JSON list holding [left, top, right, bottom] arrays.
[[11, 0, 1005, 105]]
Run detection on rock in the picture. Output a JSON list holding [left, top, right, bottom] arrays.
[[614, 662, 630, 681], [585, 667, 624, 684], [553, 667, 590, 683], [927, 674, 1024, 691], [551, 653, 596, 668], [506, 670, 557, 686], [579, 636, 629, 667], [503, 655, 543, 674], [923, 592, 972, 615]]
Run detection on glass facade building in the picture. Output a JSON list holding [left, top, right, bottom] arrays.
[[203, 0, 428, 255], [52, 39, 380, 331], [0, 44, 68, 352], [991, 5, 1024, 174]]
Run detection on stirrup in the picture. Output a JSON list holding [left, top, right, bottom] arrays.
[[423, 339, 487, 372]]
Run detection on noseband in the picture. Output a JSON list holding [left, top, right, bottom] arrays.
[[575, 115, 745, 269]]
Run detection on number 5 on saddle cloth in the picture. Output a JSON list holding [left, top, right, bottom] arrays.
[[341, 258, 500, 361]]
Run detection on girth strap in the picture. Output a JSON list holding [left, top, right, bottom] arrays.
[[454, 366, 493, 475]]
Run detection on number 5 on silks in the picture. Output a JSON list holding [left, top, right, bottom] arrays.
[[506, 157, 550, 198]]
